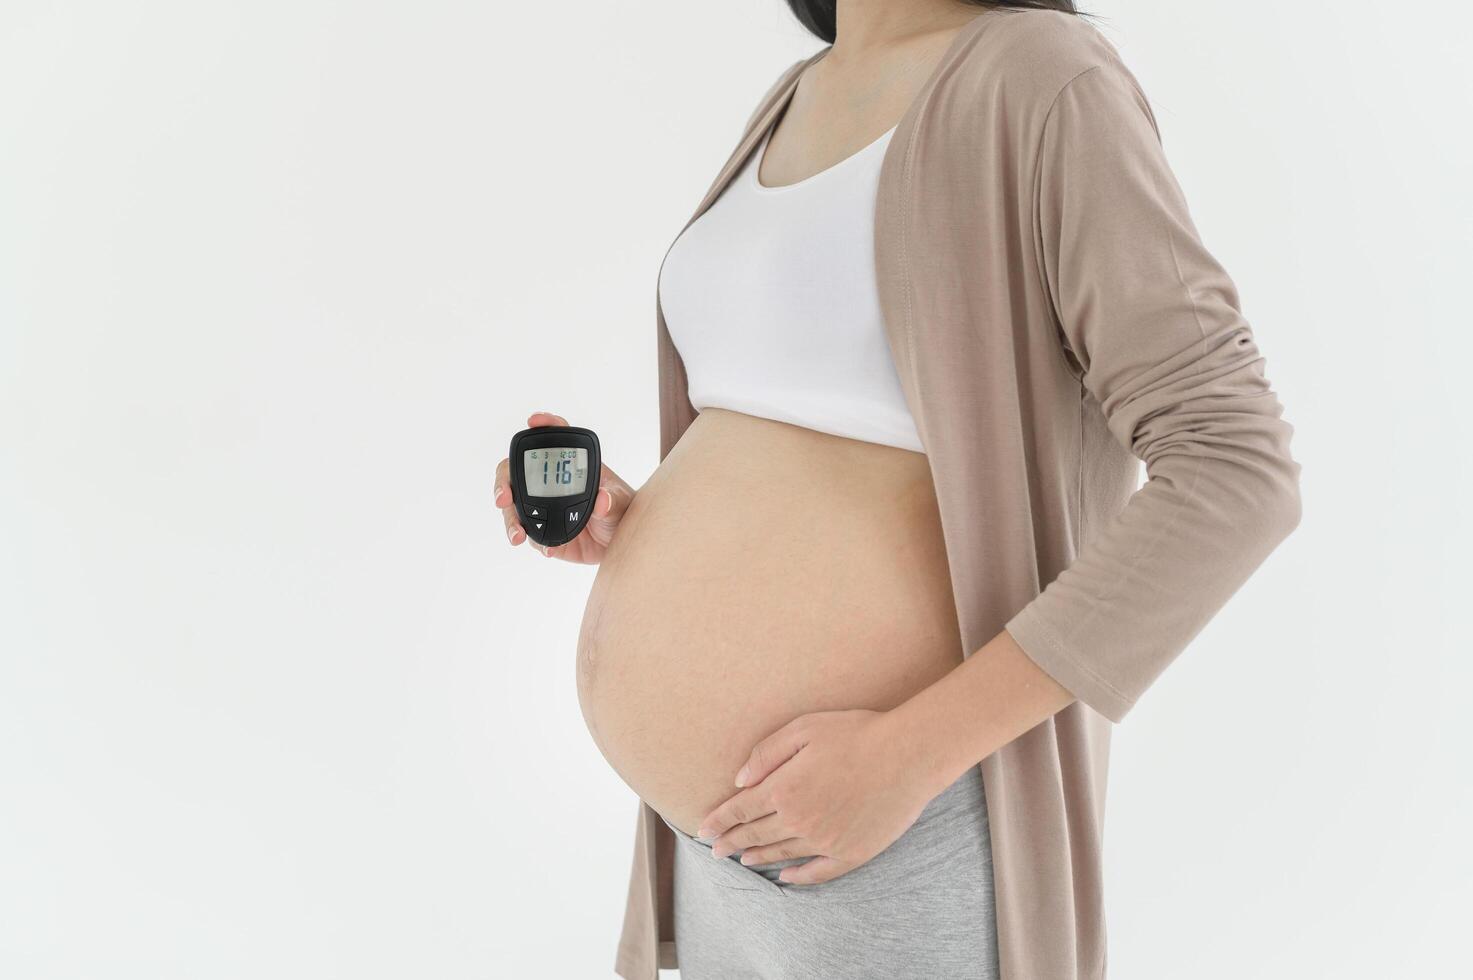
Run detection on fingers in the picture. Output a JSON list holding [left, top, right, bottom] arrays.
[[777, 855, 853, 886], [707, 812, 788, 860], [493, 457, 526, 546], [494, 456, 509, 506], [696, 786, 776, 841], [736, 838, 815, 867], [527, 410, 568, 428], [735, 716, 813, 789]]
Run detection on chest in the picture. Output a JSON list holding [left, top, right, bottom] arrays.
[[657, 124, 924, 452]]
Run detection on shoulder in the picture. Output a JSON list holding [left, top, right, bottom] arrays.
[[951, 9, 1135, 108], [932, 9, 1155, 142]]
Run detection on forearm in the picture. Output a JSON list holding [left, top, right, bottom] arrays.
[[886, 628, 1076, 798]]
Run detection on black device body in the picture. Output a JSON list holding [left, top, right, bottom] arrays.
[[509, 426, 601, 548]]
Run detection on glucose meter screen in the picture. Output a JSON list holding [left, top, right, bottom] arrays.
[[523, 447, 589, 497]]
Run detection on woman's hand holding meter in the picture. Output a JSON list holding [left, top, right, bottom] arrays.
[[495, 411, 634, 563]]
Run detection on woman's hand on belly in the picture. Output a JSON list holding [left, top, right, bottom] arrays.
[[494, 410, 636, 564], [695, 708, 942, 886]]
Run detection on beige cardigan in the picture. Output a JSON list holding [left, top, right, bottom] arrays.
[[615, 9, 1301, 978]]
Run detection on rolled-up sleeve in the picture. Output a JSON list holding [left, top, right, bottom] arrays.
[[1005, 62, 1302, 724]]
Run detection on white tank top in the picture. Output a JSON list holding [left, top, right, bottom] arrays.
[[657, 122, 924, 454]]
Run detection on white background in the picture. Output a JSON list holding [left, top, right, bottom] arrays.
[[3, 1, 1469, 977]]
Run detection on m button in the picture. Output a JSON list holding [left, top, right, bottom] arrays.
[[565, 506, 584, 531]]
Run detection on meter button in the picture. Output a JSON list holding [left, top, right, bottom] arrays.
[[564, 504, 587, 531], [521, 501, 546, 520]]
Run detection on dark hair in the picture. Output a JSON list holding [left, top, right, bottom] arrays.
[[785, 1, 1081, 44]]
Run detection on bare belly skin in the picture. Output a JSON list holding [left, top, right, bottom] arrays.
[[575, 408, 964, 837]]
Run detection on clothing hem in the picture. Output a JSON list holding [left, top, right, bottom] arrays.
[[613, 940, 676, 980]]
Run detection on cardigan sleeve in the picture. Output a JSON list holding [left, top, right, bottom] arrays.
[[1003, 62, 1302, 723]]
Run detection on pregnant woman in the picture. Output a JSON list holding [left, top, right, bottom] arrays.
[[494, 2, 1301, 978]]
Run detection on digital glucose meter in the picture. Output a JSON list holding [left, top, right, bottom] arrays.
[[509, 425, 601, 547]]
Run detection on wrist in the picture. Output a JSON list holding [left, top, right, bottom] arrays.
[[880, 700, 970, 802]]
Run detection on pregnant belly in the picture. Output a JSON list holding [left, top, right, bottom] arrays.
[[576, 408, 964, 837]]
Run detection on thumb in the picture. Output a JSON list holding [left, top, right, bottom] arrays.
[[589, 481, 632, 529], [736, 716, 813, 788]]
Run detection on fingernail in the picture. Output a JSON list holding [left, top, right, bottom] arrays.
[[710, 846, 728, 860], [507, 525, 518, 543], [739, 853, 755, 865], [696, 827, 712, 839], [735, 766, 749, 788]]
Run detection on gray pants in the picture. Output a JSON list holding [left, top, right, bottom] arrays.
[[662, 766, 1001, 979]]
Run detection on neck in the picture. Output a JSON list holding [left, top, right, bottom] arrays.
[[830, 0, 979, 60]]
